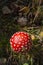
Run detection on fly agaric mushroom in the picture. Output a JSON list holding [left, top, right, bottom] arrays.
[[10, 32, 32, 53]]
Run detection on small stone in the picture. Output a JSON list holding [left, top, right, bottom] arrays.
[[17, 17, 28, 26], [2, 6, 12, 14], [0, 58, 6, 64]]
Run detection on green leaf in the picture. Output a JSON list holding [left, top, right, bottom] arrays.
[[23, 63, 28, 65]]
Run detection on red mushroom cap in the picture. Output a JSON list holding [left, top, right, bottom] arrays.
[[10, 32, 32, 53]]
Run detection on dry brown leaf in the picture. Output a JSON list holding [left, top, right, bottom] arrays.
[[39, 31, 43, 38], [31, 34, 36, 40]]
